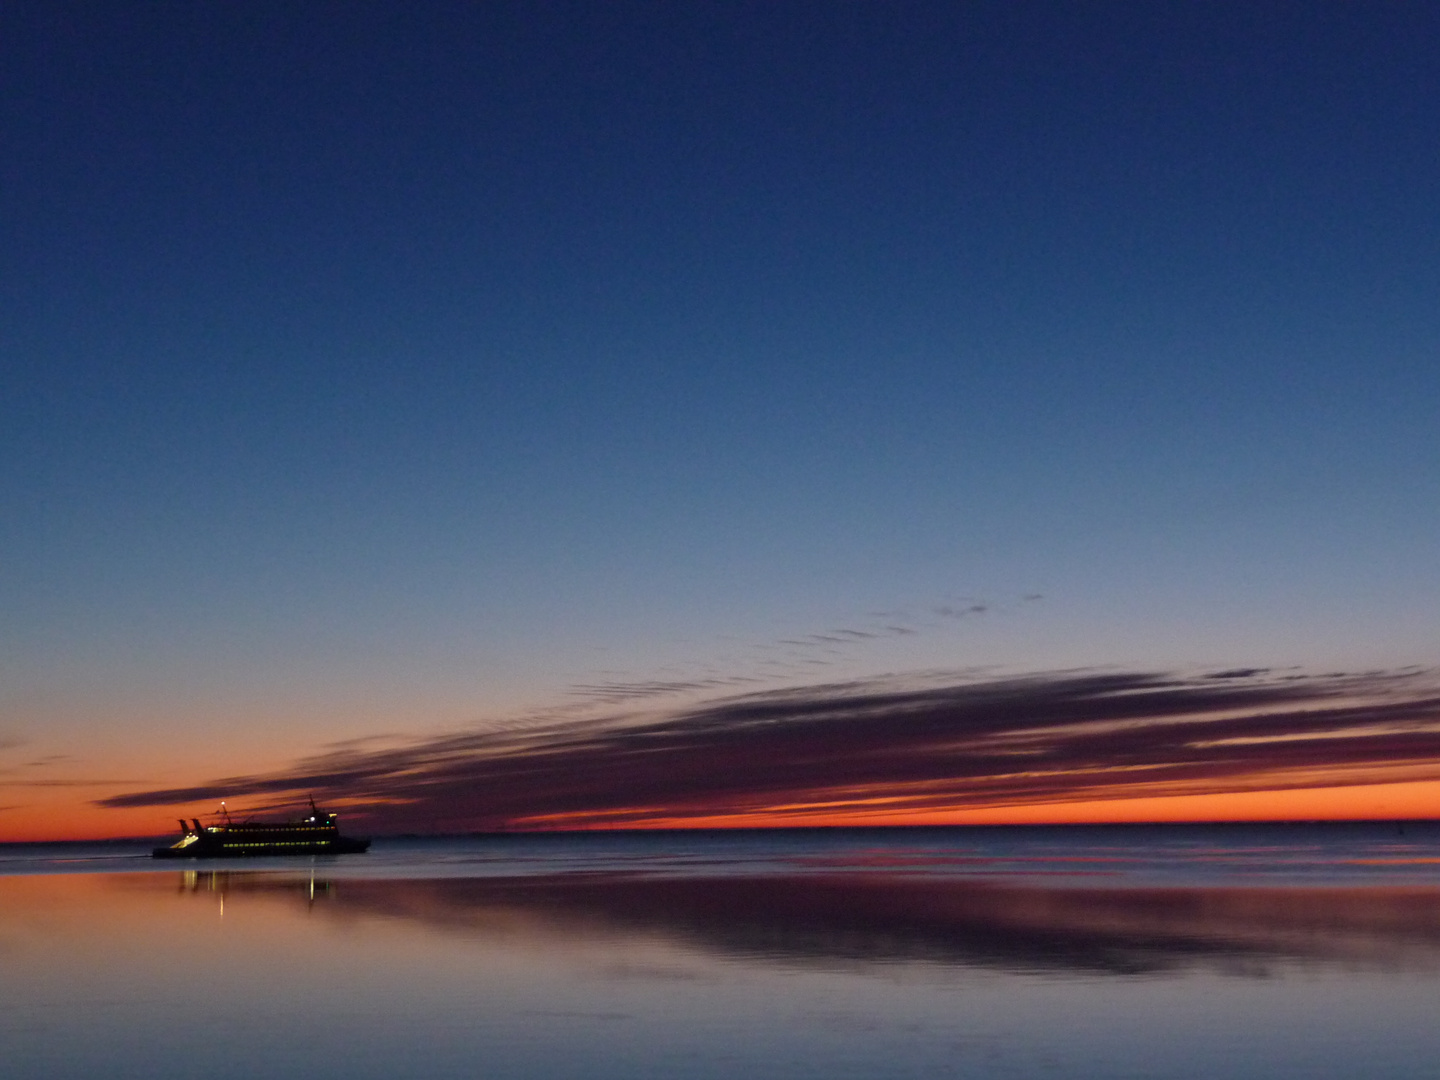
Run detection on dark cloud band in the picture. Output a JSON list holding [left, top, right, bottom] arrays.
[[97, 668, 1440, 828]]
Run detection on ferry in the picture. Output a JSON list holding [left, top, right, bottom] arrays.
[[153, 799, 370, 859]]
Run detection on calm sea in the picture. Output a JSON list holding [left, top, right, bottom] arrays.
[[3, 824, 1439, 1078]]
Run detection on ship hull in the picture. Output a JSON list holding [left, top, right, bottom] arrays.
[[152, 836, 370, 858]]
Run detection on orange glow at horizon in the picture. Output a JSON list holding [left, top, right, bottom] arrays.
[[6, 778, 1439, 844], [506, 778, 1440, 831], [0, 793, 232, 844]]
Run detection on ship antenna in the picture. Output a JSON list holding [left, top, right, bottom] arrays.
[[220, 800, 232, 826]]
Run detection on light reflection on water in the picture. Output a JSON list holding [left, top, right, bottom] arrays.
[[4, 827, 1440, 1079]]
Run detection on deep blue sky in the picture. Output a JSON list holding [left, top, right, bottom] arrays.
[[3, 2, 1439, 829]]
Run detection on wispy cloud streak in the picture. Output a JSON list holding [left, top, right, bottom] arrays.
[[556, 596, 1028, 710], [97, 668, 1440, 828]]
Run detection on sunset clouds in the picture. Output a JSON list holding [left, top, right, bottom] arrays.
[[99, 667, 1440, 831], [8, 5, 1440, 842]]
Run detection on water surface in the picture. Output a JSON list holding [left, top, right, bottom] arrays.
[[4, 825, 1439, 1078]]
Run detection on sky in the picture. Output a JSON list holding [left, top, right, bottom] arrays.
[[4, 1, 1440, 840]]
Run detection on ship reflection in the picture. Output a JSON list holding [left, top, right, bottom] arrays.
[[170, 871, 1440, 976], [180, 868, 337, 907]]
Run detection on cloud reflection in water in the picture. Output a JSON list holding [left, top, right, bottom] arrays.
[[168, 868, 1440, 977]]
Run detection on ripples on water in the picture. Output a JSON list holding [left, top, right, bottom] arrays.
[[8, 820, 1440, 883]]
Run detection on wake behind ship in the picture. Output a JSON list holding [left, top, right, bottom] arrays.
[[153, 801, 370, 859]]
